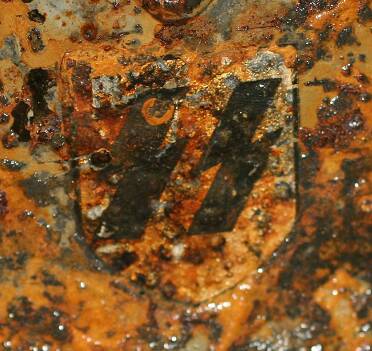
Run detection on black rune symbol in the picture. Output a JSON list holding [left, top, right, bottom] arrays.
[[96, 79, 281, 239]]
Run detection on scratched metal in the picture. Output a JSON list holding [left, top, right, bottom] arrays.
[[0, 0, 371, 350]]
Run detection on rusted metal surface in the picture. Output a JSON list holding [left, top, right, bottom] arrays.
[[0, 0, 371, 350]]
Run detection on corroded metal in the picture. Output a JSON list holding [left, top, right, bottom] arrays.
[[0, 0, 371, 350], [62, 48, 296, 302], [143, 0, 214, 22]]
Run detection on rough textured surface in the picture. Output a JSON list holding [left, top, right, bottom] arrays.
[[0, 0, 371, 350]]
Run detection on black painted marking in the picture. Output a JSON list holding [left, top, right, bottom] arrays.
[[189, 78, 282, 234], [95, 79, 282, 239], [97, 89, 187, 239]]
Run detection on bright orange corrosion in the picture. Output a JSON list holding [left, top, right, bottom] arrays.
[[0, 0, 371, 350]]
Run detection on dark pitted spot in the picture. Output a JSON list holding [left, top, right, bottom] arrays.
[[359, 92, 371, 103], [118, 56, 131, 66], [134, 6, 142, 14], [208, 319, 223, 341], [317, 93, 352, 120], [318, 24, 333, 41], [295, 55, 315, 71], [305, 78, 336, 92], [11, 101, 31, 142], [51, 133, 65, 150], [1, 158, 26, 171], [346, 112, 364, 131], [41, 270, 64, 287], [0, 112, 9, 124], [25, 69, 61, 147], [134, 23, 143, 34], [358, 4, 372, 22], [359, 54, 367, 62], [336, 27, 357, 47], [81, 23, 98, 41], [184, 248, 204, 265], [356, 73, 369, 84], [126, 38, 141, 46], [46, 309, 72, 342], [111, 251, 138, 271], [27, 28, 45, 52], [2, 131, 19, 149], [28, 9, 46, 24], [210, 236, 226, 252], [275, 181, 294, 200], [161, 281, 177, 299], [0, 95, 10, 106], [27, 68, 53, 117], [7, 296, 33, 322], [90, 149, 112, 168], [341, 63, 353, 76], [0, 190, 8, 217], [43, 291, 64, 304], [158, 245, 172, 261], [71, 62, 92, 98]]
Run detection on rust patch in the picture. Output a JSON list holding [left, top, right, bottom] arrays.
[[0, 0, 371, 350]]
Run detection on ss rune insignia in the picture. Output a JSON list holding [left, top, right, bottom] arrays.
[[62, 48, 297, 302]]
